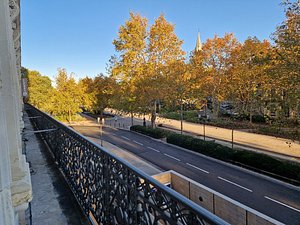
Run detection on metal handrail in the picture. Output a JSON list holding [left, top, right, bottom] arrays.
[[25, 104, 229, 225]]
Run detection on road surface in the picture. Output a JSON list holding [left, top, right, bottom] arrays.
[[104, 113, 300, 161], [73, 125, 300, 225]]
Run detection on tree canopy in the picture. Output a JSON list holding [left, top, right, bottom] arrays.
[[26, 68, 54, 112], [27, 3, 300, 125]]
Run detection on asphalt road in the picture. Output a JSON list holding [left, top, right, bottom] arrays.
[[74, 125, 300, 225]]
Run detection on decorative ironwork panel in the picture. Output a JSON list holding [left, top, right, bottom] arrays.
[[25, 104, 229, 225]]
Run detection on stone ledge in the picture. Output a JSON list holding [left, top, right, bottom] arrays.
[[11, 161, 32, 207]]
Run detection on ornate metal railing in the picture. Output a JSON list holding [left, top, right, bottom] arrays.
[[25, 104, 228, 225]]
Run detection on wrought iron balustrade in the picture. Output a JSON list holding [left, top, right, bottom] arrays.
[[25, 104, 228, 225]]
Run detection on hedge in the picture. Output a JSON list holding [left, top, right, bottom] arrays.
[[130, 125, 168, 139], [130, 125, 300, 182], [166, 133, 235, 161], [233, 151, 300, 180], [167, 133, 300, 182]]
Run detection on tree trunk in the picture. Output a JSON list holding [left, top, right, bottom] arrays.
[[213, 98, 219, 119], [249, 103, 253, 124], [151, 100, 157, 128], [68, 109, 71, 123], [130, 111, 133, 126]]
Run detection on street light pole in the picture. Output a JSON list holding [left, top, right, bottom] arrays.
[[203, 120, 206, 141], [180, 98, 183, 134], [203, 101, 208, 141], [98, 117, 103, 146], [100, 124, 103, 146], [231, 128, 234, 150]]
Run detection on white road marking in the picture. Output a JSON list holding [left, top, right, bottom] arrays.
[[164, 153, 181, 161], [133, 140, 143, 146], [264, 196, 300, 213], [121, 136, 130, 140], [218, 176, 253, 193], [147, 147, 160, 152], [112, 133, 117, 136], [186, 163, 209, 174]]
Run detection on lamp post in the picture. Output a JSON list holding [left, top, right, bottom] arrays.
[[98, 117, 103, 146], [180, 98, 183, 134], [203, 120, 206, 141], [231, 128, 234, 150]]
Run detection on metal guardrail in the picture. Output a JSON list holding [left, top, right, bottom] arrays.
[[25, 104, 229, 225]]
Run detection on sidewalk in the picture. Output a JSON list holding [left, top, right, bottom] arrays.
[[104, 112, 300, 161]]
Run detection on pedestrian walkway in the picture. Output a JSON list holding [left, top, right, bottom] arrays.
[[24, 113, 89, 225], [104, 111, 300, 161], [88, 138, 162, 176]]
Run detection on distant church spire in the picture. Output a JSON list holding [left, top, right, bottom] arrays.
[[195, 32, 202, 52]]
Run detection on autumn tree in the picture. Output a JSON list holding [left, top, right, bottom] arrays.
[[145, 14, 185, 127], [230, 37, 272, 122], [272, 0, 300, 118], [165, 61, 192, 132], [202, 33, 239, 118], [111, 12, 148, 123], [111, 12, 185, 127], [188, 48, 211, 110]]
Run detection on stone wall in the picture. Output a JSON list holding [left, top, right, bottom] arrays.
[[153, 171, 283, 225], [0, 0, 32, 224]]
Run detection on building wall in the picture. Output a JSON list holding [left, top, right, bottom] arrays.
[[0, 0, 32, 224]]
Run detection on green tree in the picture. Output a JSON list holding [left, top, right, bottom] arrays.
[[50, 68, 83, 122], [26, 68, 54, 112], [78, 76, 96, 111], [92, 74, 116, 118]]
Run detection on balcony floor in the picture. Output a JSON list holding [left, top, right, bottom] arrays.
[[24, 113, 90, 225]]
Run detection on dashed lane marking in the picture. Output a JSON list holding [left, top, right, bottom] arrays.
[[121, 136, 130, 140], [164, 153, 181, 161], [133, 140, 144, 146], [218, 176, 253, 193], [186, 163, 209, 174], [147, 147, 160, 152], [264, 196, 300, 213]]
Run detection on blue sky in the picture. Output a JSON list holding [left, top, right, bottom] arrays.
[[21, 0, 285, 80]]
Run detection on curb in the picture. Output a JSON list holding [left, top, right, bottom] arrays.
[[98, 139, 164, 175]]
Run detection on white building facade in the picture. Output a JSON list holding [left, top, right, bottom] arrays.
[[0, 0, 32, 224]]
